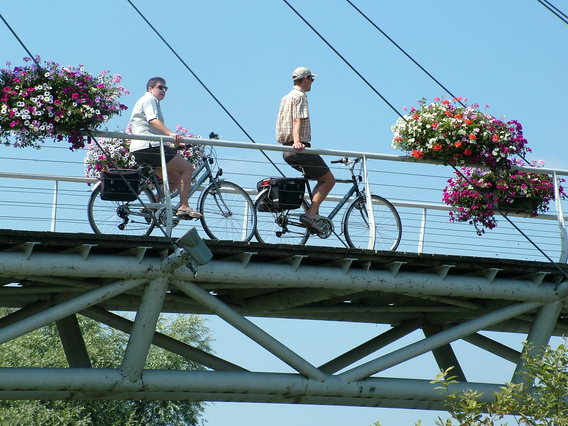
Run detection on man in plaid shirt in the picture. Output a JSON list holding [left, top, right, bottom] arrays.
[[276, 67, 336, 234]]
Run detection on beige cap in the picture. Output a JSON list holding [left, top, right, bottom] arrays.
[[292, 66, 317, 80]]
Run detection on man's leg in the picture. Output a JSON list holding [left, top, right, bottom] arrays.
[[307, 171, 335, 217], [166, 155, 195, 211]]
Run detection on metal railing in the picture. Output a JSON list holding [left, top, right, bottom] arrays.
[[0, 131, 566, 263]]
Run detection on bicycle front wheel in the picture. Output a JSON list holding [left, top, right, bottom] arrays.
[[254, 190, 310, 245], [199, 181, 256, 242], [87, 182, 157, 236], [343, 194, 401, 251]]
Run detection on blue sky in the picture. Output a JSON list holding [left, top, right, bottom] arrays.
[[2, 1, 567, 425]]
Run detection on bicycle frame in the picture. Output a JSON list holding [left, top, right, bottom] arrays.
[[306, 177, 362, 222], [122, 154, 219, 237]]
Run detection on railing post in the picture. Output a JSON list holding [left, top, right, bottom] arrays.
[[159, 138, 173, 237], [362, 155, 376, 250], [50, 180, 59, 232], [553, 171, 567, 262], [418, 208, 427, 254]]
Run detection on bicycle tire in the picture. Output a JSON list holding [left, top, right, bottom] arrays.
[[343, 194, 402, 251], [254, 190, 310, 245], [199, 181, 256, 242], [87, 182, 157, 236]]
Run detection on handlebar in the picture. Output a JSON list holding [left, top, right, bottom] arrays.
[[331, 157, 362, 166]]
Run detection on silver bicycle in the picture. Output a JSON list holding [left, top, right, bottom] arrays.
[[87, 147, 257, 241], [254, 157, 402, 251]]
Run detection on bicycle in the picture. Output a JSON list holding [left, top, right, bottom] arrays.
[[254, 157, 402, 251], [87, 146, 257, 242]]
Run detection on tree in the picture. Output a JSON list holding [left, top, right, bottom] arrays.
[[0, 309, 212, 426], [432, 340, 568, 425]]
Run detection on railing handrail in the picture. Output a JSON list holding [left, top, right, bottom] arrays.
[[1, 169, 563, 222], [95, 131, 568, 177]]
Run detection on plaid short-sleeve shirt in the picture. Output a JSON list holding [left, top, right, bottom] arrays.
[[276, 88, 311, 144]]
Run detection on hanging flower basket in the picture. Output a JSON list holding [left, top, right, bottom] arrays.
[[497, 197, 541, 215], [391, 97, 529, 169], [442, 166, 566, 235], [1, 56, 129, 150]]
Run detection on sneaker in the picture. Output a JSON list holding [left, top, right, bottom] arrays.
[[300, 214, 324, 234], [176, 207, 203, 220]]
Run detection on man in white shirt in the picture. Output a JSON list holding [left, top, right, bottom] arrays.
[[129, 77, 202, 219]]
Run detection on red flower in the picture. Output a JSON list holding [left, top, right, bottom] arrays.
[[492, 134, 499, 142], [411, 149, 425, 159], [412, 113, 420, 120], [433, 144, 443, 151], [468, 134, 477, 140], [454, 141, 463, 147], [464, 149, 472, 156]]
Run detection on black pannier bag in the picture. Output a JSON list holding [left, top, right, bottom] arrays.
[[100, 169, 141, 201], [256, 177, 306, 212]]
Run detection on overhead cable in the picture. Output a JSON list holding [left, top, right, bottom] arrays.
[[282, 0, 405, 121], [536, 0, 568, 25], [0, 13, 40, 67], [344, 0, 465, 107], [126, 0, 285, 176]]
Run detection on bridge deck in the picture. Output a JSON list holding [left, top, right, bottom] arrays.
[[1, 228, 566, 334]]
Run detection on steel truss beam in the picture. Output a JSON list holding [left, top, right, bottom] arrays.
[[0, 232, 567, 411]]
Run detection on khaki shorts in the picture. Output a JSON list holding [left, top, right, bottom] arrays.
[[283, 151, 330, 179]]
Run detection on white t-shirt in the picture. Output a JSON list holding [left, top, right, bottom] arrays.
[[129, 92, 165, 151]]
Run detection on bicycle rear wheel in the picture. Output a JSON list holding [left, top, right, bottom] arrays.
[[87, 182, 157, 236], [199, 181, 256, 242], [343, 194, 401, 251], [254, 190, 310, 245]]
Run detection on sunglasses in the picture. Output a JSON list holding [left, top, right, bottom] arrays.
[[155, 85, 168, 91]]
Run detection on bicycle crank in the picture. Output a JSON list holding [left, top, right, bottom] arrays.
[[314, 217, 333, 238]]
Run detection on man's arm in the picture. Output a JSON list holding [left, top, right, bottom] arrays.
[[292, 118, 305, 151], [149, 118, 183, 144]]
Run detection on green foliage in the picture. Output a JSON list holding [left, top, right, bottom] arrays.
[[0, 308, 212, 425], [431, 340, 568, 426]]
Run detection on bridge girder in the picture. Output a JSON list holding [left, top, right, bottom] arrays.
[[0, 230, 566, 410]]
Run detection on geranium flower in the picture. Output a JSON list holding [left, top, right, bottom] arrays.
[[391, 97, 530, 170]]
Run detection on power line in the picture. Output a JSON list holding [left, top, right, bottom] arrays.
[[126, 0, 285, 177], [344, 0, 465, 107], [282, 0, 405, 121], [536, 0, 568, 25], [0, 13, 40, 67]]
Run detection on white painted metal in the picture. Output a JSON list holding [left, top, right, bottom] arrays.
[[50, 180, 58, 232], [158, 137, 174, 237], [0, 252, 564, 302], [173, 280, 328, 381], [554, 171, 568, 262], [339, 301, 542, 382], [0, 278, 146, 344], [362, 155, 376, 249], [121, 278, 169, 382]]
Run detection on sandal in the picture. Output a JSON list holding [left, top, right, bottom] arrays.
[[176, 207, 203, 220], [300, 214, 323, 234]]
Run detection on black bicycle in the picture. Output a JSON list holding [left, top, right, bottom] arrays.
[[87, 147, 257, 241], [254, 157, 402, 251]]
